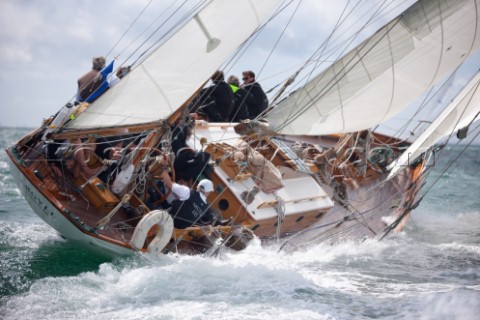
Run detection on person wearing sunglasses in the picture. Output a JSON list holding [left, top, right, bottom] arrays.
[[241, 70, 268, 119]]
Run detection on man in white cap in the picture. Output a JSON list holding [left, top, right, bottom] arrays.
[[162, 171, 228, 229]]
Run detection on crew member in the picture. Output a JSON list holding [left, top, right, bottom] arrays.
[[77, 56, 114, 103], [162, 171, 226, 229], [241, 70, 268, 119]]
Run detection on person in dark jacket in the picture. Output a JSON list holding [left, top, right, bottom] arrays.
[[162, 171, 228, 229], [196, 70, 235, 122], [227, 75, 253, 122], [170, 123, 211, 183], [241, 70, 268, 119]]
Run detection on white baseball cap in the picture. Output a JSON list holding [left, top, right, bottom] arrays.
[[197, 179, 214, 193]]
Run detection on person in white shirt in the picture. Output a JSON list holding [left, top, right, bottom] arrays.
[[162, 170, 223, 229]]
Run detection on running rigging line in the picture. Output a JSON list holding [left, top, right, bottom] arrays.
[[105, 0, 155, 59]]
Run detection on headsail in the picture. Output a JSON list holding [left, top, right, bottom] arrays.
[[266, 0, 480, 136], [387, 71, 480, 178], [66, 0, 281, 130]]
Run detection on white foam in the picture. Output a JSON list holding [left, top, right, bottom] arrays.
[[0, 221, 62, 249]]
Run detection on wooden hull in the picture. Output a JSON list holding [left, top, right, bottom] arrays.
[[5, 123, 426, 256], [6, 143, 249, 256]]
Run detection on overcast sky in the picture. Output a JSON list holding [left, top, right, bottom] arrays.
[[2, 0, 477, 136], [0, 0, 158, 128], [0, 0, 423, 128]]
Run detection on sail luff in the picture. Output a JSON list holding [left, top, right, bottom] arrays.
[[66, 0, 281, 130], [387, 71, 480, 178], [266, 0, 480, 136]]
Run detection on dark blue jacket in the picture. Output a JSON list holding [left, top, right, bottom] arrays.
[[243, 82, 268, 119], [170, 191, 215, 229]]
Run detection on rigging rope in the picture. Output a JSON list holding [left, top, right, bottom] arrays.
[[274, 193, 285, 243], [272, 0, 403, 132], [105, 0, 155, 59], [280, 121, 480, 251], [130, 0, 207, 67]]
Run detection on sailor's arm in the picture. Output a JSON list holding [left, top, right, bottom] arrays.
[[162, 170, 190, 201]]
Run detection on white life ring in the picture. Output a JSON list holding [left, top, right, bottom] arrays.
[[130, 210, 174, 254]]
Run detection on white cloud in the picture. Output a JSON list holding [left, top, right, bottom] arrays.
[[0, 45, 32, 64]]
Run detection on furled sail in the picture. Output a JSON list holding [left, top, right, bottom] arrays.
[[266, 0, 480, 136], [67, 0, 281, 130], [387, 71, 480, 178]]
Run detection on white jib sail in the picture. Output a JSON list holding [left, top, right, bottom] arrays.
[[387, 71, 480, 179], [67, 0, 281, 130], [266, 0, 480, 136]]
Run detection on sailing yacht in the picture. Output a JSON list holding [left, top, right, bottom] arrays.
[[6, 0, 480, 256]]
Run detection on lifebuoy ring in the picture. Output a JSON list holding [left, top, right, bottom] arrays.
[[130, 210, 174, 254]]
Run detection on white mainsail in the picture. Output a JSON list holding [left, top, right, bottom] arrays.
[[266, 0, 480, 136], [67, 0, 281, 129], [387, 71, 480, 178]]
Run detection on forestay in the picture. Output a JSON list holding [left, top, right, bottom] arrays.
[[387, 71, 480, 178], [67, 0, 281, 129], [266, 0, 480, 136]]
